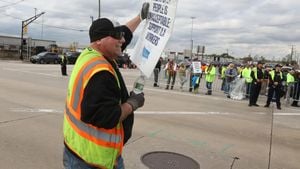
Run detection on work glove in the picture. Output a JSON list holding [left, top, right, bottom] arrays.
[[127, 92, 145, 111], [140, 2, 150, 20]]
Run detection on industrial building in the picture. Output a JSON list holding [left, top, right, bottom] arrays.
[[0, 34, 56, 60]]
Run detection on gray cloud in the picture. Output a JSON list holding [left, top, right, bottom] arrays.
[[0, 0, 299, 59]]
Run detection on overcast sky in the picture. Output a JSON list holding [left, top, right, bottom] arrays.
[[0, 0, 299, 59]]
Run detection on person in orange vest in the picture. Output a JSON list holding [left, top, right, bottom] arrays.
[[63, 3, 149, 169], [165, 59, 177, 90]]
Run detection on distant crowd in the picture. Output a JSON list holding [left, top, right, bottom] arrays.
[[151, 58, 300, 109]]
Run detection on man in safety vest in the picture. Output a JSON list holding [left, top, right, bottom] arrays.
[[291, 71, 300, 107], [205, 63, 216, 95], [220, 63, 227, 91], [286, 69, 296, 105], [61, 53, 68, 76], [63, 3, 149, 169], [264, 64, 283, 110], [249, 61, 264, 107], [241, 63, 253, 99]]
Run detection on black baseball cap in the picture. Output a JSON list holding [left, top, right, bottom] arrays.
[[89, 18, 123, 42]]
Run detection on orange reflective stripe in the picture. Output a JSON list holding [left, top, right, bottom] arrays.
[[65, 108, 122, 148], [70, 57, 105, 109], [70, 58, 109, 116]]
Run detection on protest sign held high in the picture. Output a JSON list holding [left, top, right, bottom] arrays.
[[131, 0, 178, 78]]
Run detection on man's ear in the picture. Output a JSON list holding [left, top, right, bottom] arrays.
[[95, 39, 102, 45]]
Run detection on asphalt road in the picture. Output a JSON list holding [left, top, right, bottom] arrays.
[[0, 60, 299, 169]]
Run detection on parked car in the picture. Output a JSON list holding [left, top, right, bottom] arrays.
[[30, 52, 61, 64], [66, 52, 81, 64]]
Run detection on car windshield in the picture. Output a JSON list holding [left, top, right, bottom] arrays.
[[37, 52, 47, 56]]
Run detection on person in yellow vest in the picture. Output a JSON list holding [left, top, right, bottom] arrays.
[[291, 71, 300, 107], [205, 63, 216, 95], [61, 53, 68, 76], [63, 3, 149, 169], [241, 63, 253, 99], [264, 64, 283, 110], [220, 63, 227, 91], [249, 61, 264, 107], [286, 69, 296, 103]]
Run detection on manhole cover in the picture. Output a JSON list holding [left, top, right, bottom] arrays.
[[141, 151, 200, 169]]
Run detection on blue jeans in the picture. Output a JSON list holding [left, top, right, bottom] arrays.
[[206, 82, 212, 90], [224, 80, 231, 94], [63, 147, 124, 169]]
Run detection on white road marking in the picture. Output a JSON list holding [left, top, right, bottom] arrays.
[[10, 108, 300, 116], [3, 68, 61, 77], [135, 111, 232, 115], [10, 108, 62, 114], [274, 113, 300, 116]]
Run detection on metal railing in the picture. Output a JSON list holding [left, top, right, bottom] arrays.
[[145, 69, 300, 107]]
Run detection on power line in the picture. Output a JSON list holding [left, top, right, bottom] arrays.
[[0, 0, 24, 8], [0, 12, 88, 32], [0, 12, 23, 20], [1, 0, 91, 20], [16, 2, 92, 20], [33, 22, 88, 32]]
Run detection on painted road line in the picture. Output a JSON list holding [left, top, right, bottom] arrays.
[[274, 113, 300, 116], [10, 108, 62, 114], [136, 111, 300, 116], [10, 108, 300, 116], [3, 68, 61, 77], [135, 111, 232, 115]]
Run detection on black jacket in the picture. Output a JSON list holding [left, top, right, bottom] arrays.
[[81, 25, 134, 144]]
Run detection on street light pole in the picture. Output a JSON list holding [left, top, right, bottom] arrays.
[[190, 17, 195, 60]]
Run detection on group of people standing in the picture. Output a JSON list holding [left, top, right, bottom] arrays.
[[220, 61, 300, 109], [153, 59, 300, 110], [153, 59, 218, 95]]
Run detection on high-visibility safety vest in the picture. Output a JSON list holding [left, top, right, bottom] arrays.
[[221, 66, 226, 79], [252, 67, 258, 79], [63, 47, 123, 169], [242, 67, 253, 83], [205, 66, 216, 82], [61, 55, 67, 64], [269, 70, 282, 81], [287, 73, 295, 85], [252, 67, 264, 80]]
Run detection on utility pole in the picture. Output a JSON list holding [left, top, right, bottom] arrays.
[[41, 15, 44, 39], [190, 17, 195, 60], [20, 12, 45, 60], [98, 0, 101, 18], [290, 45, 294, 65]]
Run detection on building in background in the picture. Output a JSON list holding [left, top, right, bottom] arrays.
[[0, 34, 56, 60]]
